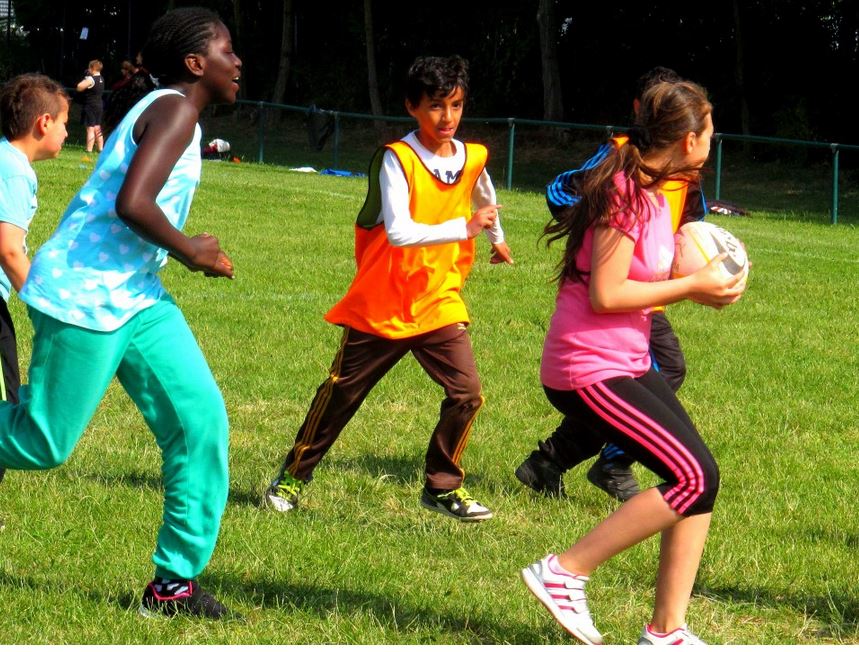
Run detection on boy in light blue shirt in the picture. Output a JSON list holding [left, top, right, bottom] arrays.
[[0, 74, 69, 526]]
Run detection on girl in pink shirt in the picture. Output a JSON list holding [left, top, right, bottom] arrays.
[[521, 81, 745, 645]]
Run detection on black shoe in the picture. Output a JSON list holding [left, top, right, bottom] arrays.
[[515, 450, 565, 497], [420, 487, 493, 521], [586, 459, 639, 502], [139, 578, 228, 619]]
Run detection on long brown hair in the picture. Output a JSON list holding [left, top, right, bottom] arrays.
[[545, 80, 712, 283]]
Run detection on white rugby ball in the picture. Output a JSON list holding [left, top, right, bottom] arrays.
[[671, 221, 749, 282]]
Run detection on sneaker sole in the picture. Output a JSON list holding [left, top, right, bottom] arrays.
[[520, 566, 603, 645], [138, 603, 239, 621], [263, 490, 297, 513], [138, 604, 167, 619], [419, 497, 493, 522]]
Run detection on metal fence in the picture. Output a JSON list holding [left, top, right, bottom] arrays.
[[66, 96, 859, 225]]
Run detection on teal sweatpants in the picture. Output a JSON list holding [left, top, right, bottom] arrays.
[[0, 298, 229, 580]]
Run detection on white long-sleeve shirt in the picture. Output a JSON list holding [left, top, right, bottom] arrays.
[[378, 131, 505, 247]]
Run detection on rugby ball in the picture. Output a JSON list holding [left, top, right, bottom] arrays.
[[671, 221, 749, 282]]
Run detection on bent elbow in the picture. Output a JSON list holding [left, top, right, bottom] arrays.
[[386, 228, 411, 248], [114, 193, 141, 227], [589, 288, 614, 314], [0, 247, 20, 264]]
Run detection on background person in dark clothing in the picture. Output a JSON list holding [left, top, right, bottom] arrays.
[[76, 59, 105, 155]]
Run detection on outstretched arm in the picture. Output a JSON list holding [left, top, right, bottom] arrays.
[[115, 94, 233, 278], [473, 170, 512, 264]]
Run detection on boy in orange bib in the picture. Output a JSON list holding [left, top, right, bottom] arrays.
[[265, 55, 512, 521]]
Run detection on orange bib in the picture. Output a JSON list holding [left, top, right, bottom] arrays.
[[324, 141, 488, 339]]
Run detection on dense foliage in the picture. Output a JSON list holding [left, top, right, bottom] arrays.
[[4, 0, 859, 142]]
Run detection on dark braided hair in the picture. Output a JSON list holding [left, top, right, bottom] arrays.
[[141, 7, 220, 86], [101, 7, 221, 136]]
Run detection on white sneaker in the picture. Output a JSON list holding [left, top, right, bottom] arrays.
[[520, 554, 603, 645], [638, 623, 706, 645]]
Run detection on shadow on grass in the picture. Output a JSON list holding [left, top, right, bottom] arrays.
[[205, 570, 550, 644], [698, 584, 859, 638], [0, 568, 141, 614], [78, 469, 163, 492], [325, 453, 422, 485]]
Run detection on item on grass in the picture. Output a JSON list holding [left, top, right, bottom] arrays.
[[202, 138, 231, 159], [320, 168, 366, 178], [708, 199, 748, 216]]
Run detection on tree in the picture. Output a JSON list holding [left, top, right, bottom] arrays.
[[732, 0, 751, 138], [536, 0, 564, 121], [363, 0, 383, 120], [271, 0, 294, 105]]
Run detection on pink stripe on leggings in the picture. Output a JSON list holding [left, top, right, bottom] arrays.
[[578, 382, 705, 514]]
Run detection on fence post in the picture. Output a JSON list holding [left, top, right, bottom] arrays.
[[333, 112, 341, 170], [831, 144, 839, 225], [714, 135, 723, 201], [506, 118, 515, 190], [257, 101, 265, 164]]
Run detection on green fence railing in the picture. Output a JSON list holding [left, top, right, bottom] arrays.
[[228, 99, 859, 225], [63, 95, 856, 224], [710, 133, 859, 225]]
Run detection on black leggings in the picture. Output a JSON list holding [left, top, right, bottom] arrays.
[[544, 369, 719, 515]]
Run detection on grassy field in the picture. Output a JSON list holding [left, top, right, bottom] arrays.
[[0, 145, 857, 644]]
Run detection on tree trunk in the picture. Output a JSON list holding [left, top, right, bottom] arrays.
[[733, 0, 751, 146], [364, 0, 385, 132], [231, 0, 246, 100], [272, 0, 294, 106], [536, 0, 564, 122]]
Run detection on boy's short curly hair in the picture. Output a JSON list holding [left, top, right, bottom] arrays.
[[0, 74, 69, 141], [406, 55, 469, 107]]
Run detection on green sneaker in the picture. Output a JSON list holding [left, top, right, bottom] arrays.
[[264, 472, 306, 512], [420, 487, 493, 522]]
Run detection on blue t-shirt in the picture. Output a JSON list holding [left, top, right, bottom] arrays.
[[0, 138, 37, 302], [21, 89, 202, 332]]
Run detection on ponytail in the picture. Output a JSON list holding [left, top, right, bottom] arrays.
[[545, 80, 712, 284]]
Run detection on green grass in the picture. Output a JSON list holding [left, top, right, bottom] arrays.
[[1, 144, 858, 643]]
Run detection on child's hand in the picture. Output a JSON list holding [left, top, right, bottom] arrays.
[[688, 254, 744, 308], [205, 251, 235, 279], [467, 204, 501, 238], [182, 233, 235, 279], [490, 241, 513, 264]]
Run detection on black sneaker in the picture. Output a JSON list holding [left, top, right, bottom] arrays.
[[586, 459, 640, 502], [139, 578, 228, 619], [420, 487, 493, 522], [515, 450, 566, 497]]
